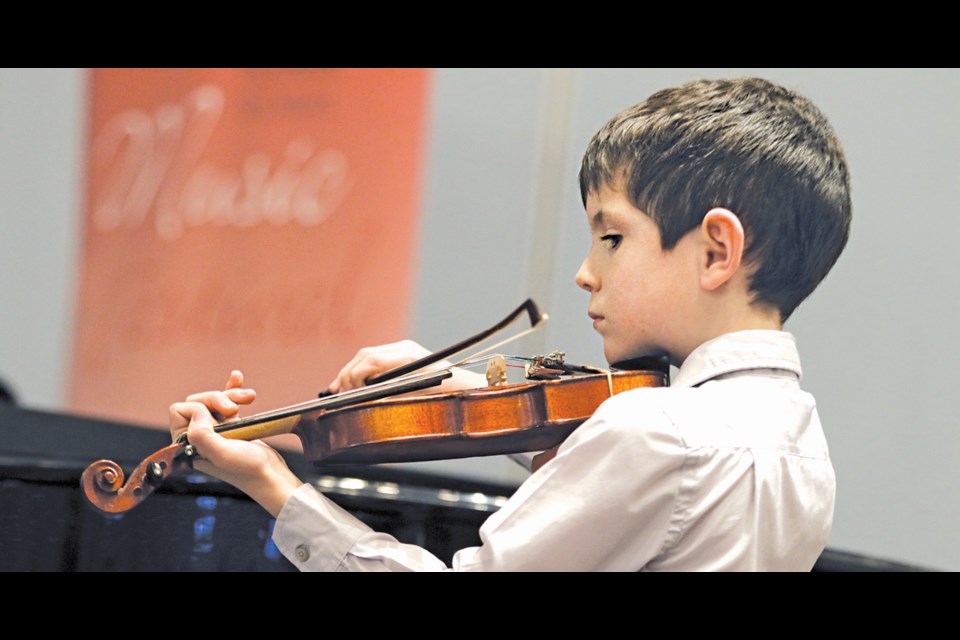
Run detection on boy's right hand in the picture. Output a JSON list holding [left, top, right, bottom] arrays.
[[324, 339, 487, 395]]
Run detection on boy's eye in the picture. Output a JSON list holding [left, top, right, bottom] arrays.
[[600, 233, 622, 249]]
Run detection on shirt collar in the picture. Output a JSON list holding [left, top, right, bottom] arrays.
[[672, 330, 803, 388]]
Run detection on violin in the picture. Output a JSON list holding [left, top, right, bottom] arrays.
[[81, 300, 670, 514]]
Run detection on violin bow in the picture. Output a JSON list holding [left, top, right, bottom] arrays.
[[319, 298, 549, 395]]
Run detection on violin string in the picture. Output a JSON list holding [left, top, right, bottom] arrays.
[[450, 316, 549, 368], [457, 354, 534, 371]]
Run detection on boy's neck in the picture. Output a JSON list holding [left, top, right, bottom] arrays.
[[679, 301, 782, 365], [714, 302, 783, 334]]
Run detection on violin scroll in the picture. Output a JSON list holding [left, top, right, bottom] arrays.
[[81, 443, 195, 514]]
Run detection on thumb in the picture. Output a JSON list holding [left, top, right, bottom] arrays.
[[182, 402, 221, 455]]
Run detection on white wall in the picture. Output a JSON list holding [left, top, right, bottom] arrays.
[[1, 68, 957, 571], [0, 68, 84, 411]]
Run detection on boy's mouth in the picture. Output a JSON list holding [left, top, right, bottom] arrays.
[[588, 311, 604, 330]]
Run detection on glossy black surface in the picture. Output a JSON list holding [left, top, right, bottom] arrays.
[[0, 403, 501, 571]]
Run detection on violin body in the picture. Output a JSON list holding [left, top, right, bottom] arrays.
[[301, 369, 667, 464]]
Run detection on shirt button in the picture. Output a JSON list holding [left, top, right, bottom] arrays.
[[294, 544, 310, 562]]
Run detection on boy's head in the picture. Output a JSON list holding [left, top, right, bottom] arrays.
[[578, 77, 851, 325]]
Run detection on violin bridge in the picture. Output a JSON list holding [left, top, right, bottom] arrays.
[[485, 354, 508, 386]]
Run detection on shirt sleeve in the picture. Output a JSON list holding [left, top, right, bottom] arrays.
[[272, 482, 453, 571], [273, 387, 685, 571]]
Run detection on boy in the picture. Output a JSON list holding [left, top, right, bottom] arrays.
[[171, 76, 851, 571]]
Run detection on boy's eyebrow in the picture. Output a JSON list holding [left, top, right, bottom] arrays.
[[590, 210, 606, 230]]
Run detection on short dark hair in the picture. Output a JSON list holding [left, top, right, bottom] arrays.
[[579, 77, 851, 322]]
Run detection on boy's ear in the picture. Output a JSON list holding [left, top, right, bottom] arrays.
[[699, 208, 745, 291]]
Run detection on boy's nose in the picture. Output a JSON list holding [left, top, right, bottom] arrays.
[[575, 260, 597, 293]]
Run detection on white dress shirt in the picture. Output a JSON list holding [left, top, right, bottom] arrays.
[[272, 330, 836, 571]]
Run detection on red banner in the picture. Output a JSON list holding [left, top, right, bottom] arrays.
[[69, 68, 431, 429]]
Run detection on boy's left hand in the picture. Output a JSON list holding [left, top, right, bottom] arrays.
[[168, 370, 303, 518]]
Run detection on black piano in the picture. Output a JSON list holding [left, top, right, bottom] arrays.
[[0, 402, 509, 572], [0, 401, 931, 572]]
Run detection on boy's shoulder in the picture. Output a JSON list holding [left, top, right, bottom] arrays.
[[575, 384, 689, 452]]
